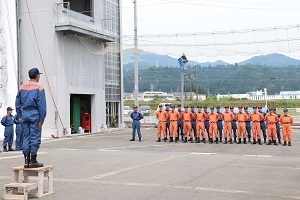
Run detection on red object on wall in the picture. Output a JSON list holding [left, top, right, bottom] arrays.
[[82, 113, 91, 132]]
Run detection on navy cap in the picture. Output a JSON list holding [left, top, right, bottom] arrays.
[[203, 106, 207, 109], [244, 106, 248, 110], [238, 106, 243, 109], [184, 105, 188, 108], [197, 105, 202, 109], [230, 106, 234, 109], [273, 107, 277, 111], [283, 108, 288, 112], [210, 107, 214, 110], [224, 106, 229, 108], [258, 106, 262, 109], [133, 105, 138, 109], [28, 68, 42, 78], [178, 104, 182, 107], [159, 105, 162, 107], [7, 107, 13, 111], [191, 106, 194, 108], [216, 106, 220, 109], [165, 104, 169, 106], [253, 106, 257, 109]]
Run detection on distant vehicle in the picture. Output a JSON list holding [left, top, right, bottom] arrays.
[[156, 103, 173, 111], [123, 106, 133, 116], [139, 105, 151, 116]]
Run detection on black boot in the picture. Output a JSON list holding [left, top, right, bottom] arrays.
[[252, 139, 256, 144], [188, 138, 192, 142], [170, 137, 174, 142], [273, 140, 278, 146], [223, 138, 227, 144], [24, 154, 30, 168], [181, 136, 184, 141], [190, 138, 194, 143], [234, 137, 237, 143], [139, 137, 141, 142], [209, 138, 213, 144], [237, 138, 242, 144], [203, 138, 206, 144], [156, 138, 161, 142], [3, 146, 8, 152], [288, 142, 292, 146], [130, 137, 135, 141], [216, 138, 219, 144], [196, 138, 200, 143], [182, 137, 187, 143], [8, 147, 15, 151], [243, 138, 247, 144], [258, 139, 262, 145], [282, 141, 287, 146], [278, 139, 282, 144], [266, 140, 272, 145], [229, 138, 233, 144], [30, 155, 43, 168], [248, 138, 251, 143], [220, 137, 222, 143], [163, 138, 167, 142], [264, 138, 267, 143], [175, 137, 178, 143]]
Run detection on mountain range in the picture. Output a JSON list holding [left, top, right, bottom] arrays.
[[123, 49, 300, 69]]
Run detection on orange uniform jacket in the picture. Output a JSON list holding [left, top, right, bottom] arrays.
[[156, 110, 168, 122], [222, 111, 234, 122], [169, 110, 179, 121]]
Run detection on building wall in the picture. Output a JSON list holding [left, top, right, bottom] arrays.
[[18, 0, 120, 137]]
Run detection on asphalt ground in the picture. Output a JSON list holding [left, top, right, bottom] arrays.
[[0, 128, 300, 200]]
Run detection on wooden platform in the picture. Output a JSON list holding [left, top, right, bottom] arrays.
[[11, 166, 54, 198], [3, 183, 38, 200]]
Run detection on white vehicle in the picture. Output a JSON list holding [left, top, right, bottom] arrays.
[[156, 103, 173, 111], [123, 106, 133, 116]]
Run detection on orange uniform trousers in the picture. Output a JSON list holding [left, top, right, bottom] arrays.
[[223, 121, 232, 139], [196, 121, 206, 138], [267, 123, 277, 140], [157, 122, 166, 138], [238, 122, 246, 139], [170, 121, 178, 138], [209, 122, 218, 139], [282, 124, 292, 142], [184, 121, 192, 138], [252, 122, 261, 139]]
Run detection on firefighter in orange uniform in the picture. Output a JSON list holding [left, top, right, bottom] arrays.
[[279, 108, 293, 146], [222, 106, 234, 144], [208, 107, 219, 144], [156, 105, 168, 142], [196, 106, 206, 143], [236, 106, 248, 144], [182, 105, 193, 143], [265, 107, 279, 145], [250, 106, 263, 145], [169, 105, 180, 143]]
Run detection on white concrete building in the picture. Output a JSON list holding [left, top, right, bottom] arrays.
[[18, 0, 122, 137], [142, 91, 175, 101]]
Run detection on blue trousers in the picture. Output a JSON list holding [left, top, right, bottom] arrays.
[[260, 122, 267, 139], [22, 110, 41, 155], [132, 121, 141, 138], [232, 121, 237, 138], [3, 126, 14, 147], [217, 121, 223, 138], [276, 123, 281, 140], [166, 120, 170, 136], [177, 121, 183, 137], [15, 123, 23, 150], [205, 121, 210, 138], [246, 122, 251, 138], [192, 120, 197, 137]]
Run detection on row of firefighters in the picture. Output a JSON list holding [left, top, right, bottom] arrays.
[[155, 105, 293, 146]]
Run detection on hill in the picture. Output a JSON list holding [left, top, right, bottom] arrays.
[[239, 53, 300, 66]]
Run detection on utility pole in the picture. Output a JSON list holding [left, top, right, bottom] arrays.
[[196, 65, 198, 100], [133, 0, 139, 107], [150, 83, 154, 92]]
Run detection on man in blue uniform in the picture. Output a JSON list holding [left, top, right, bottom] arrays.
[[177, 104, 184, 141], [14, 114, 23, 151], [190, 106, 197, 139], [15, 68, 47, 168], [203, 106, 210, 140], [216, 106, 223, 142], [165, 104, 171, 140], [1, 107, 15, 152], [130, 106, 144, 142], [230, 106, 238, 143], [244, 107, 252, 143], [273, 108, 282, 144], [258, 106, 267, 143]]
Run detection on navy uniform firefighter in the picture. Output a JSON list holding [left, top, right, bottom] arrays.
[[190, 106, 197, 139], [216, 106, 223, 142], [130, 106, 144, 142], [177, 104, 184, 141], [203, 106, 210, 140], [258, 106, 267, 143], [15, 68, 47, 168], [14, 114, 23, 151], [244, 107, 252, 143], [1, 107, 15, 152], [273, 108, 282, 144], [165, 104, 171, 140], [230, 106, 238, 143]]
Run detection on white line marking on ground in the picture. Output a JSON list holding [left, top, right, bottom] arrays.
[[190, 152, 217, 155], [0, 152, 47, 160], [89, 157, 176, 180], [243, 154, 272, 158], [98, 149, 121, 152], [102, 144, 164, 150], [56, 149, 79, 151], [229, 164, 300, 170]]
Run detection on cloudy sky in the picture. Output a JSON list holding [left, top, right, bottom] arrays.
[[122, 0, 300, 63]]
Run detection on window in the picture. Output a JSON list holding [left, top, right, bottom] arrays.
[[64, 0, 93, 17]]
